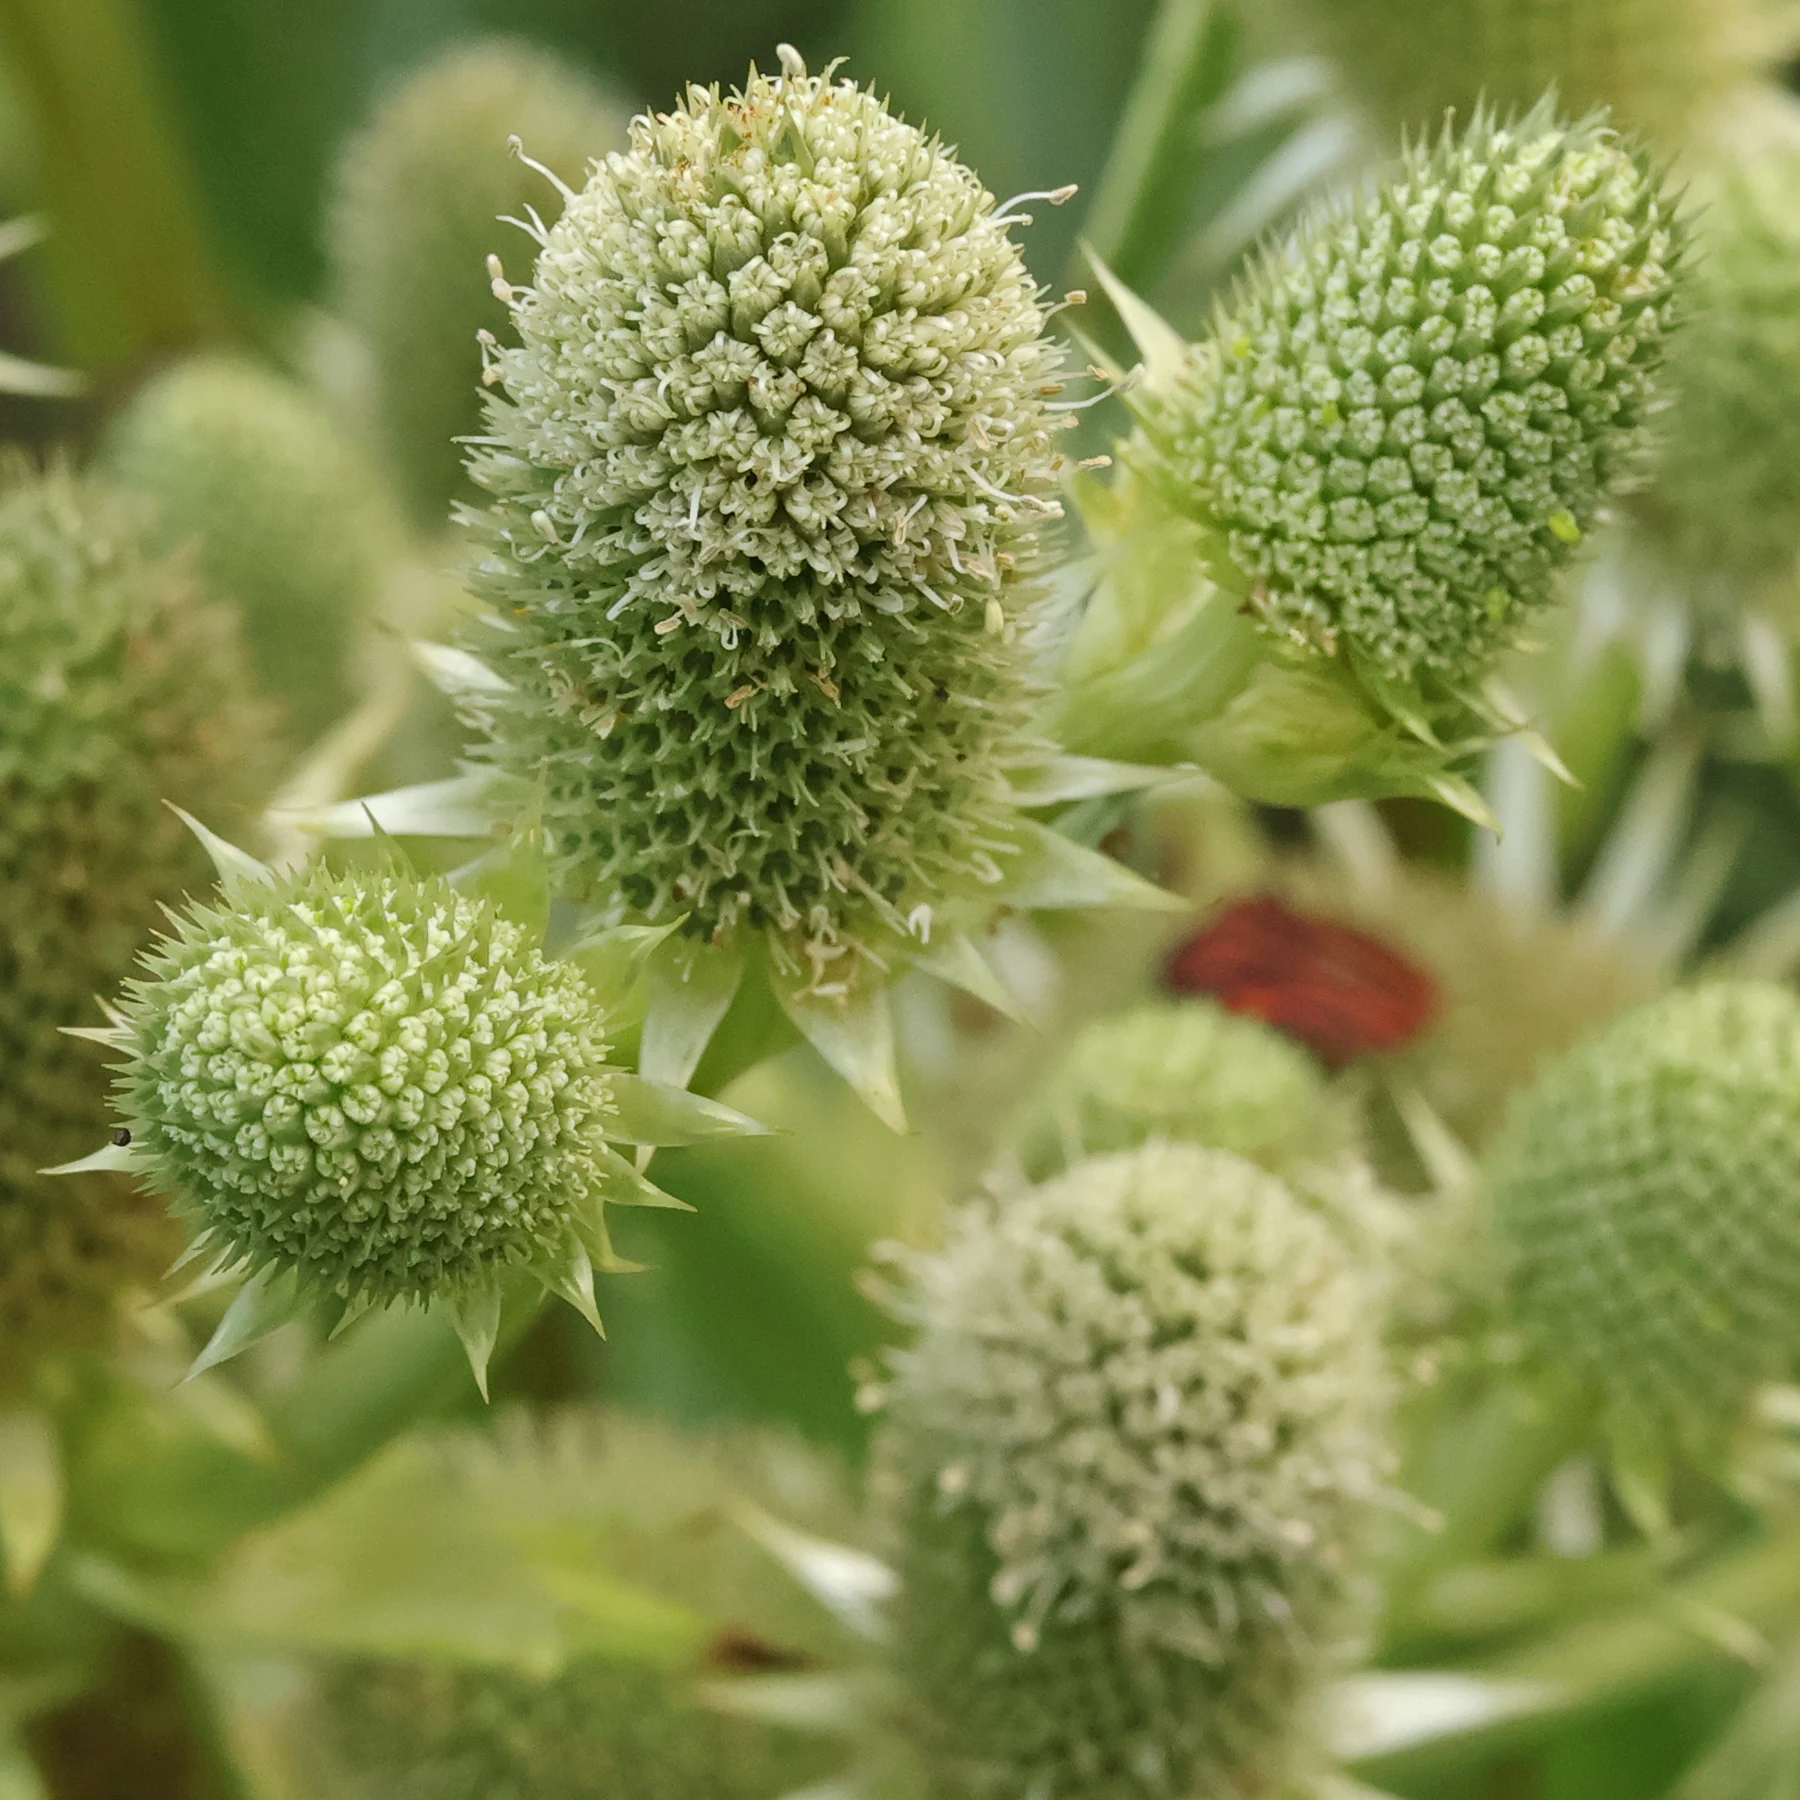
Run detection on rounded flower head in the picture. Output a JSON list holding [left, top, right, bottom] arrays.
[[1636, 92, 1800, 623], [1285, 0, 1798, 151], [429, 48, 1173, 1122], [1488, 982, 1800, 1445], [1065, 103, 1685, 819], [0, 459, 275, 1390], [102, 353, 400, 741], [1018, 996, 1341, 1178], [328, 38, 631, 522], [874, 1142, 1393, 1799], [81, 836, 755, 1386], [462, 61, 1113, 917]]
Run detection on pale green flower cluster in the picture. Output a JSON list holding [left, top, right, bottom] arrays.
[[877, 1141, 1392, 1798], [461, 50, 1072, 963], [1489, 982, 1800, 1444]]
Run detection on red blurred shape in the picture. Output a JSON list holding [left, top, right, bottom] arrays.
[[1164, 895, 1439, 1069]]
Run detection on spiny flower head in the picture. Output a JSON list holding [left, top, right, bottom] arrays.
[[1018, 997, 1341, 1178], [102, 353, 400, 741], [874, 1142, 1393, 1798], [1488, 982, 1800, 1445], [79, 835, 755, 1385], [456, 50, 1126, 995], [1284, 0, 1800, 151], [0, 458, 274, 1389], [1070, 103, 1685, 819], [1635, 91, 1800, 621], [311, 1654, 840, 1800], [1134, 101, 1681, 691], [329, 37, 631, 523]]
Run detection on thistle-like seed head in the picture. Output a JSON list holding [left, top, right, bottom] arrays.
[[102, 353, 399, 741], [460, 50, 1072, 966], [875, 1142, 1393, 1798], [1284, 0, 1800, 150], [1129, 100, 1684, 697], [1019, 997, 1340, 1178], [0, 458, 274, 1389], [111, 861, 623, 1320], [328, 37, 631, 523], [1636, 91, 1800, 619], [1488, 981, 1800, 1443]]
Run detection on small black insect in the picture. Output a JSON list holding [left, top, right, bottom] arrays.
[[933, 681, 949, 701], [111, 1127, 132, 1147]]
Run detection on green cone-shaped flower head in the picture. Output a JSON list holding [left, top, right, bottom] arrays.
[[82, 837, 757, 1384], [1285, 0, 1799, 150], [1489, 981, 1800, 1444], [458, 51, 1111, 966], [0, 458, 274, 1389], [1018, 997, 1340, 1178], [1636, 92, 1800, 620], [1071, 103, 1684, 820], [875, 1142, 1392, 1798], [102, 353, 400, 741], [329, 38, 631, 523]]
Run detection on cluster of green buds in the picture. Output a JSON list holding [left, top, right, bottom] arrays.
[[102, 353, 400, 743], [55, 823, 763, 1392], [1, 458, 275, 1389], [1488, 982, 1800, 1465], [328, 37, 632, 524], [873, 1141, 1394, 1798], [322, 47, 1176, 1125], [1059, 100, 1685, 825], [1284, 0, 1798, 150]]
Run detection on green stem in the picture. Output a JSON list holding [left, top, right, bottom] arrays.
[[0, 0, 233, 369], [1356, 1524, 1800, 1786], [1073, 0, 1238, 294]]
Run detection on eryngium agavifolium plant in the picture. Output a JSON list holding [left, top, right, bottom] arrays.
[[415, 47, 1172, 1124], [873, 1141, 1393, 1799], [329, 37, 631, 524], [1635, 92, 1800, 629], [1061, 102, 1684, 824], [1284, 0, 1800, 149], [311, 1655, 840, 1800], [1488, 982, 1800, 1453], [0, 458, 274, 1391], [1016, 997, 1341, 1179], [102, 353, 400, 743], [66, 836, 758, 1390]]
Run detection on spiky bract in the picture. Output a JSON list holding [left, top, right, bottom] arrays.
[[461, 51, 1070, 970], [102, 354, 398, 742], [329, 38, 631, 523], [1284, 0, 1799, 149], [1489, 982, 1800, 1443], [876, 1142, 1392, 1798], [113, 862, 621, 1316], [1130, 102, 1682, 697], [0, 460, 273, 1388], [1020, 997, 1338, 1178], [1636, 93, 1800, 621]]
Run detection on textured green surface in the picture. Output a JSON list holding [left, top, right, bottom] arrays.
[[0, 460, 273, 1391], [116, 864, 618, 1310], [102, 353, 398, 743], [1489, 981, 1800, 1441], [329, 38, 631, 525], [1129, 101, 1683, 691], [459, 53, 1069, 969], [876, 1141, 1392, 1798]]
